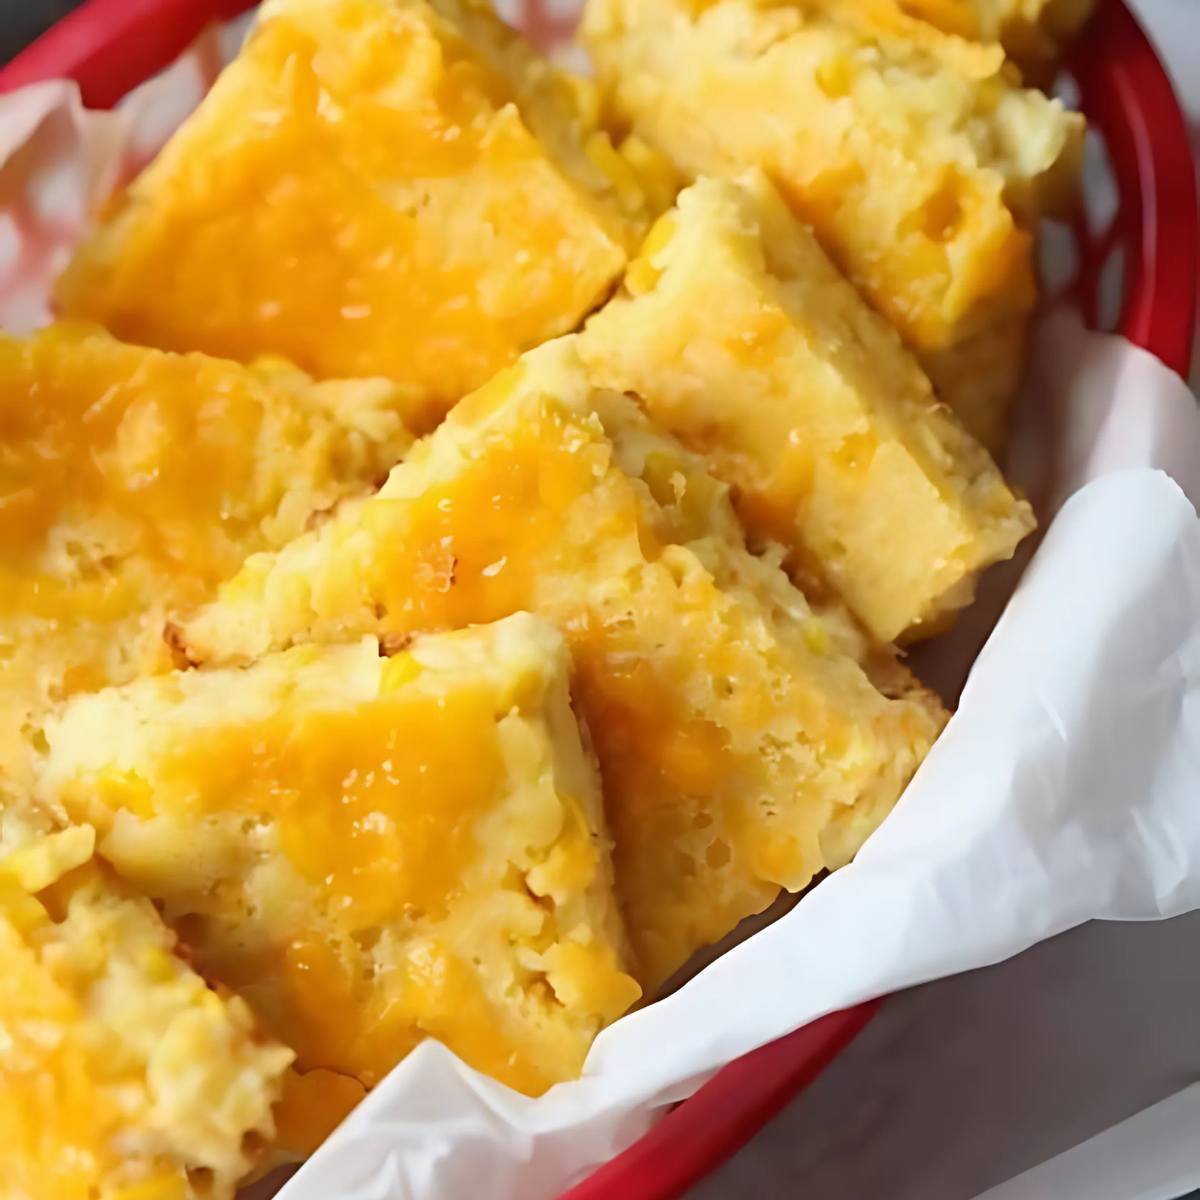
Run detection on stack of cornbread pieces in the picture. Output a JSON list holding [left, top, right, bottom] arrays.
[[0, 0, 1089, 1193]]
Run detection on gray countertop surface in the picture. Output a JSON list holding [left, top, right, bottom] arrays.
[[0, 1, 82, 63]]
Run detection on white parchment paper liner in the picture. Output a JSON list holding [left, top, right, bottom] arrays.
[[0, 49, 1197, 1200]]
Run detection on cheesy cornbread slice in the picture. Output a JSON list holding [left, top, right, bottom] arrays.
[[0, 819, 291, 1200], [895, 0, 1094, 73], [581, 173, 1035, 643], [0, 324, 412, 782], [583, 0, 1084, 448], [36, 615, 641, 1099], [171, 337, 946, 989], [57, 0, 666, 428]]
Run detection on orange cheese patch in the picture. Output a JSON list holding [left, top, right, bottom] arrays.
[[581, 173, 1034, 642], [58, 0, 662, 427], [583, 0, 1084, 445], [37, 616, 639, 1097], [175, 337, 946, 988], [0, 824, 291, 1200], [0, 323, 413, 781]]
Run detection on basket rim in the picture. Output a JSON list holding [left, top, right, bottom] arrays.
[[0, 1, 1195, 1198]]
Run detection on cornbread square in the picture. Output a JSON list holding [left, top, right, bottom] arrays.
[[583, 0, 1085, 447], [0, 324, 412, 781], [581, 173, 1035, 643], [36, 615, 641, 1098], [0, 821, 291, 1200], [896, 0, 1095, 73], [171, 337, 946, 989], [57, 0, 666, 428]]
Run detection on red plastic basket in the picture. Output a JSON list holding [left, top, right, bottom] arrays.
[[0, 1, 1195, 1196]]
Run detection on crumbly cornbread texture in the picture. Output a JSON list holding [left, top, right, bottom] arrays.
[[581, 173, 1034, 643], [36, 616, 640, 1099], [57, 0, 667, 428], [171, 337, 946, 989], [0, 818, 292, 1200], [583, 0, 1084, 447], [0, 323, 412, 782]]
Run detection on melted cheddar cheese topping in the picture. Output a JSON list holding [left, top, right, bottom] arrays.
[[0, 820, 291, 1200], [582, 0, 1084, 446], [37, 616, 640, 1099], [0, 324, 413, 782], [581, 173, 1035, 643], [174, 337, 945, 988], [57, 0, 665, 427]]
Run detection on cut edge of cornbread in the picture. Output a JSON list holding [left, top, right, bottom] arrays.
[[581, 171, 1036, 642], [171, 336, 946, 989], [415, 0, 676, 245], [0, 322, 418, 790], [583, 0, 1085, 225], [36, 615, 641, 1098], [581, 0, 1084, 442], [920, 310, 1031, 455], [556, 357, 950, 984], [56, 0, 670, 415], [0, 816, 293, 1200]]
